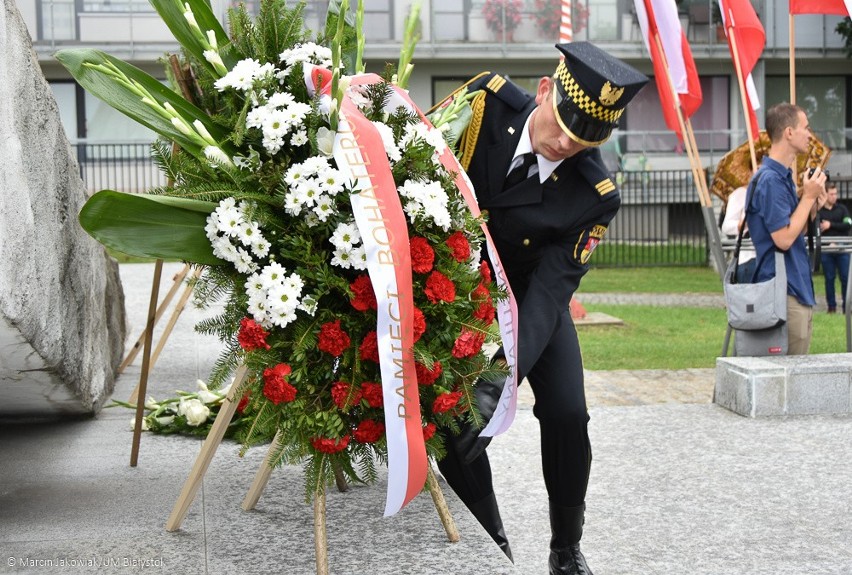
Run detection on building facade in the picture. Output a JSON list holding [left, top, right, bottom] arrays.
[[19, 0, 852, 175]]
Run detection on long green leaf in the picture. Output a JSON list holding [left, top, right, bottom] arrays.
[[79, 190, 225, 265], [149, 0, 241, 75], [55, 49, 229, 157]]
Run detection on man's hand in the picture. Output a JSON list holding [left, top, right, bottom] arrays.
[[820, 220, 831, 232], [803, 167, 827, 203]]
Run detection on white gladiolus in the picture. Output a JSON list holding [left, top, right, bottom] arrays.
[[179, 398, 210, 427]]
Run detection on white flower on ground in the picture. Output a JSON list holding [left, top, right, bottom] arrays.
[[178, 398, 211, 426], [144, 396, 159, 410], [155, 415, 175, 426], [130, 417, 149, 431], [196, 380, 221, 404]]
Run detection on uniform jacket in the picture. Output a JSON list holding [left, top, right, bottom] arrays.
[[460, 73, 621, 378]]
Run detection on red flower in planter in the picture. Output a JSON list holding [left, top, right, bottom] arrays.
[[415, 360, 443, 386], [311, 435, 351, 454], [452, 328, 486, 358], [359, 331, 379, 363], [354, 419, 385, 444], [432, 391, 463, 414], [445, 231, 471, 262], [237, 317, 271, 350], [425, 271, 456, 304], [360, 381, 383, 408], [410, 236, 436, 274], [349, 274, 377, 311], [331, 381, 363, 410], [262, 363, 297, 404], [318, 319, 350, 357]]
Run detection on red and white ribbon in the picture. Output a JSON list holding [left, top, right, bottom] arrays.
[[391, 86, 520, 438]]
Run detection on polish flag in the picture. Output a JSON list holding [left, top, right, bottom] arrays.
[[634, 0, 703, 140], [718, 0, 765, 140], [789, 0, 851, 15]]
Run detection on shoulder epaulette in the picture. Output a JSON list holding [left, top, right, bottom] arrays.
[[476, 73, 530, 112], [578, 150, 617, 197]]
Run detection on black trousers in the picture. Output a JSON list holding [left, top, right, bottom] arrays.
[[438, 309, 591, 509]]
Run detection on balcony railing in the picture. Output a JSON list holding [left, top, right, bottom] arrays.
[[33, 0, 785, 50]]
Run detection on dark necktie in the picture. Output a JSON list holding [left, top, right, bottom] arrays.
[[503, 153, 537, 191]]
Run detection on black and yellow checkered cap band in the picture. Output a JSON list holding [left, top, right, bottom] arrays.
[[552, 60, 625, 146]]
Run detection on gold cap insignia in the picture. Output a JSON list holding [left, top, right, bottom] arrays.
[[600, 81, 624, 107]]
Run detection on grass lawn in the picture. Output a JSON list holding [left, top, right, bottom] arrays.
[[577, 303, 848, 371]]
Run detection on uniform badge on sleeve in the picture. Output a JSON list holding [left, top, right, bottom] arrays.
[[574, 224, 609, 264]]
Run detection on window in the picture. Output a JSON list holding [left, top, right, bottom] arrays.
[[765, 76, 847, 151], [624, 76, 730, 153]]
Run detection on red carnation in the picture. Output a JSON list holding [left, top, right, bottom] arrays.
[[415, 360, 443, 386], [331, 381, 363, 410], [424, 271, 456, 304], [445, 231, 471, 262], [422, 422, 437, 441], [262, 363, 297, 405], [359, 331, 380, 363], [354, 420, 385, 444], [311, 435, 351, 454], [471, 282, 491, 303], [360, 381, 383, 408], [432, 391, 463, 414], [349, 274, 377, 312], [413, 307, 427, 342], [473, 302, 496, 325], [410, 236, 435, 274], [479, 260, 492, 284], [237, 317, 271, 351], [318, 320, 350, 357], [237, 391, 251, 413], [452, 328, 486, 358]]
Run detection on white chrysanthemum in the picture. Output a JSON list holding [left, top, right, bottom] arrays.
[[279, 42, 334, 69], [351, 245, 368, 270], [251, 238, 270, 258], [295, 180, 321, 207], [283, 164, 306, 186], [212, 236, 239, 262], [299, 295, 318, 316], [262, 134, 285, 154], [398, 179, 452, 231], [246, 293, 269, 323], [261, 109, 290, 140], [283, 274, 304, 295], [302, 155, 330, 173], [283, 192, 304, 216], [236, 221, 261, 246], [267, 91, 296, 108], [244, 273, 265, 298], [246, 106, 270, 130], [331, 247, 354, 269], [269, 308, 298, 328], [205, 216, 220, 241], [318, 167, 345, 195], [291, 129, 308, 147], [214, 58, 264, 92], [284, 101, 311, 125], [372, 121, 401, 162], [215, 205, 242, 235], [267, 283, 298, 312], [313, 196, 334, 221], [234, 247, 257, 274], [260, 262, 288, 285], [330, 222, 361, 250]]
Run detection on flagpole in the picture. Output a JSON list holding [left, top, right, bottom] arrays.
[[649, 31, 710, 207], [726, 16, 759, 172], [789, 13, 797, 104]]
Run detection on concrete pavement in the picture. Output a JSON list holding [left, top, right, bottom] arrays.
[[1, 262, 850, 574]]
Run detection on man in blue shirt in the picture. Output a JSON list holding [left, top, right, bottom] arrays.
[[745, 103, 827, 354]]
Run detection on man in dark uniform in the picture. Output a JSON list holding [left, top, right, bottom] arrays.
[[435, 42, 648, 574]]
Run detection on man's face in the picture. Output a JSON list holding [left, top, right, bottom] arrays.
[[530, 77, 588, 162], [826, 187, 838, 207], [790, 110, 811, 155]]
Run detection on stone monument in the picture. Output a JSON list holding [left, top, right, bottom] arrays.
[[0, 0, 126, 416]]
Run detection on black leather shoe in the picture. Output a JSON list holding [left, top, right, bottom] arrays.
[[469, 492, 513, 562], [549, 543, 593, 575]]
